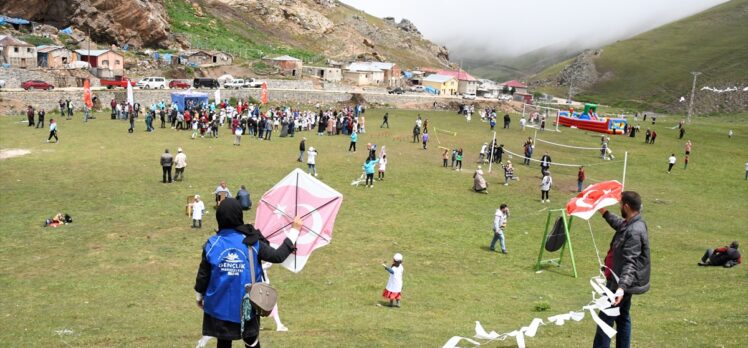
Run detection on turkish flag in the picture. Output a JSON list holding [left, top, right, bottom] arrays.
[[83, 79, 93, 108], [566, 180, 622, 220], [261, 82, 268, 105]]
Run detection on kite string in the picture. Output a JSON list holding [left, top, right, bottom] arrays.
[[535, 138, 602, 150], [503, 147, 623, 167]]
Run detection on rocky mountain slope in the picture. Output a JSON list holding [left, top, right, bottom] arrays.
[[1, 0, 450, 69], [0, 0, 174, 48], [531, 0, 748, 114], [183, 0, 450, 68]]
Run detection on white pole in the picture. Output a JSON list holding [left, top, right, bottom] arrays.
[[488, 131, 496, 173], [522, 103, 526, 119], [622, 151, 628, 190]]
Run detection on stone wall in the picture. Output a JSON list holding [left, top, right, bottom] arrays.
[[0, 67, 101, 88], [264, 79, 313, 90], [0, 88, 499, 115]]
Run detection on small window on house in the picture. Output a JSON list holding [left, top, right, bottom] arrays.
[[115, 60, 120, 66], [27, 48, 32, 53], [14, 47, 19, 53], [102, 60, 109, 67]]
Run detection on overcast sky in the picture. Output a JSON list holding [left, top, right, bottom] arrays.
[[340, 0, 727, 58]]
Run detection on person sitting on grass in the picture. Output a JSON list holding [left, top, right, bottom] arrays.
[[214, 181, 232, 205], [236, 185, 251, 211], [44, 213, 72, 227], [698, 241, 741, 268], [473, 166, 488, 194], [381, 253, 404, 308]]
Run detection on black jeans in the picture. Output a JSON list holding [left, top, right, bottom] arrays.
[[162, 166, 172, 183], [366, 173, 374, 185], [541, 190, 549, 200], [47, 130, 58, 141], [175, 167, 184, 181], [667, 163, 674, 172], [36, 118, 44, 128], [381, 120, 389, 128], [349, 142, 356, 151]]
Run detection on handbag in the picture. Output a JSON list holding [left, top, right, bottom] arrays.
[[244, 243, 277, 317]]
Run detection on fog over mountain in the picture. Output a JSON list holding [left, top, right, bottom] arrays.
[[340, 0, 727, 60]]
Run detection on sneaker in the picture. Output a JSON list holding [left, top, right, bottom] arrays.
[[502, 250, 508, 254], [276, 325, 288, 332]]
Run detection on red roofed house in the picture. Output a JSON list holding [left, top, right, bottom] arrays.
[[423, 68, 477, 95], [499, 80, 528, 95]]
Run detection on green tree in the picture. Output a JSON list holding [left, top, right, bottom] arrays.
[[510, 87, 516, 95], [501, 85, 510, 94]]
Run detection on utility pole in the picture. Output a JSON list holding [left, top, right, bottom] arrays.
[[567, 74, 574, 104], [687, 71, 701, 124]]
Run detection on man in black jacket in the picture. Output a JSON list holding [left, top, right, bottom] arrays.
[[594, 191, 650, 348], [297, 138, 306, 162], [160, 149, 173, 183]]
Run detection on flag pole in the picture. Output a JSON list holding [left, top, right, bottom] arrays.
[[622, 151, 628, 191], [488, 131, 496, 173]]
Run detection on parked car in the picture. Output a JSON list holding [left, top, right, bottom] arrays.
[[21, 80, 54, 91], [100, 75, 136, 89], [246, 78, 264, 88], [499, 94, 513, 101], [137, 77, 167, 89], [462, 93, 477, 100], [388, 87, 406, 95], [409, 85, 425, 92], [169, 80, 190, 89], [0, 80, 6, 89], [224, 79, 248, 89], [193, 78, 220, 89]]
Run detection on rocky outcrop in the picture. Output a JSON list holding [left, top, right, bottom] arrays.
[[0, 0, 172, 48]]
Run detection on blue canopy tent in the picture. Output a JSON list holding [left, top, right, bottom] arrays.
[[171, 91, 208, 111]]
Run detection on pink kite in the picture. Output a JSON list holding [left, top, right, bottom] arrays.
[[566, 180, 622, 220], [255, 168, 343, 273]]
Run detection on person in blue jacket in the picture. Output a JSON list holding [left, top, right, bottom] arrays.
[[194, 198, 301, 348], [236, 185, 251, 211], [363, 157, 379, 188], [349, 131, 358, 152]]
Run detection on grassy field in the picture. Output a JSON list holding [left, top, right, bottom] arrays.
[[0, 107, 747, 347]]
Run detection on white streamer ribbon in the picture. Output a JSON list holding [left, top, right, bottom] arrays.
[[443, 275, 620, 348]]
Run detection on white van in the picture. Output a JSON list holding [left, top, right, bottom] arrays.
[[137, 77, 167, 89]]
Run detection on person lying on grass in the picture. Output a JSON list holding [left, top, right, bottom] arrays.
[[698, 241, 742, 268]]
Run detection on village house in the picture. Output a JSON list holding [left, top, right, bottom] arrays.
[[265, 55, 303, 78], [75, 49, 124, 77], [179, 50, 233, 67], [343, 68, 383, 86], [0, 36, 37, 68], [476, 78, 500, 98], [37, 45, 74, 68], [423, 68, 477, 95], [422, 74, 458, 96], [346, 61, 401, 87], [499, 80, 529, 95], [302, 66, 342, 82]]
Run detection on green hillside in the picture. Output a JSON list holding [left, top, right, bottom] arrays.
[[462, 45, 581, 82], [538, 0, 748, 111]]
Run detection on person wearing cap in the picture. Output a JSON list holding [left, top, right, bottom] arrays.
[[698, 241, 741, 267], [381, 253, 404, 307], [307, 147, 318, 177], [192, 195, 205, 228], [160, 149, 173, 183], [174, 148, 187, 181]]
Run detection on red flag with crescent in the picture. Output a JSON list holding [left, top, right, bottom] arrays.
[[83, 79, 93, 108], [261, 82, 268, 105], [566, 180, 622, 220]]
